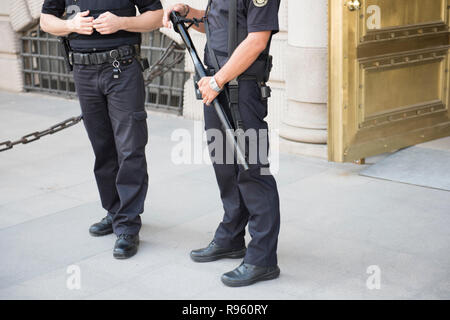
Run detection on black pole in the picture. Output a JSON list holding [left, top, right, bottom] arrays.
[[170, 11, 249, 171]]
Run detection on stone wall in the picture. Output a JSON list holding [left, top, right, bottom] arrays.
[[0, 0, 24, 92]]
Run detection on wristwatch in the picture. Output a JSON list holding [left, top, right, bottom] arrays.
[[209, 77, 223, 93]]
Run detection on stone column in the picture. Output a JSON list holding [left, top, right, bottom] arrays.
[[280, 0, 328, 158]]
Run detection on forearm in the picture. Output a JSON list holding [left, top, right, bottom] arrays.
[[214, 32, 270, 88], [40, 13, 72, 36], [120, 10, 164, 33], [185, 7, 206, 33]]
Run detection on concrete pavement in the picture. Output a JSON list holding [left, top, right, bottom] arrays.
[[0, 91, 449, 300]]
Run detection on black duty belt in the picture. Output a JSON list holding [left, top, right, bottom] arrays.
[[72, 44, 140, 65], [208, 67, 256, 81], [213, 49, 269, 62]]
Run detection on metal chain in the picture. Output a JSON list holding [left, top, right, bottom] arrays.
[[0, 116, 83, 152], [0, 40, 186, 153]]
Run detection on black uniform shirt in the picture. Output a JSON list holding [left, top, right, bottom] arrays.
[[205, 0, 280, 67], [42, 0, 162, 52]]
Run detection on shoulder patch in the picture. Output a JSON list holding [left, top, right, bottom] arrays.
[[253, 0, 269, 8]]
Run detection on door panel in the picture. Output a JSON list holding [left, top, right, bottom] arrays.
[[363, 0, 444, 31], [328, 0, 450, 162], [364, 62, 441, 117]]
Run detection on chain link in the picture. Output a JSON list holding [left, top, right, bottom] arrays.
[[0, 116, 83, 152]]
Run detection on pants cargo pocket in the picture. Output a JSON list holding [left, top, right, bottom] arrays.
[[132, 110, 148, 149]]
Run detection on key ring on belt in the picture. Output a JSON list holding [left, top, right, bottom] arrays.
[[110, 49, 121, 67]]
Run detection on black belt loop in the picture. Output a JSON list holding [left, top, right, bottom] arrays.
[[90, 53, 98, 65], [82, 54, 89, 65], [101, 52, 109, 63]]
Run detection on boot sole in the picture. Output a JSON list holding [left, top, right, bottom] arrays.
[[190, 248, 247, 263], [221, 267, 280, 287], [113, 246, 138, 260], [89, 229, 113, 237]]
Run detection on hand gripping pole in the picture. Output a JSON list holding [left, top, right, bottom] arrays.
[[170, 11, 249, 170]]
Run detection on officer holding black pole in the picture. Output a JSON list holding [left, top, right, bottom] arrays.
[[40, 0, 163, 259], [163, 0, 281, 287]]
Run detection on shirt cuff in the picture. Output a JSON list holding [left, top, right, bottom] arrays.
[[248, 24, 279, 34], [138, 2, 163, 14], [41, 8, 65, 17]]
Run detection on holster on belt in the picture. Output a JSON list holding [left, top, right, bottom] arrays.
[[58, 37, 73, 72]]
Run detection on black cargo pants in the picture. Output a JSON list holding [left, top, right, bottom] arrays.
[[204, 79, 281, 268], [73, 58, 148, 236]]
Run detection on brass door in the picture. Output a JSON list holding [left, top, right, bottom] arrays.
[[328, 0, 450, 162]]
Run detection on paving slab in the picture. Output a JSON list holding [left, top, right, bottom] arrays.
[[361, 146, 450, 191], [0, 91, 449, 300]]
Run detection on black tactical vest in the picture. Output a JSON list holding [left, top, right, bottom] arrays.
[[65, 0, 139, 52]]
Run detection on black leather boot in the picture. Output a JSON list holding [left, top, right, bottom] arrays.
[[113, 234, 139, 259], [89, 216, 113, 237], [190, 240, 246, 263], [221, 262, 280, 287]]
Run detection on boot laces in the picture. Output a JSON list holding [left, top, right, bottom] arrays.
[[118, 234, 133, 240]]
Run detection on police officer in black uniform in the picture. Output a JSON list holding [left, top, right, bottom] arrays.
[[41, 0, 163, 259], [164, 0, 281, 287]]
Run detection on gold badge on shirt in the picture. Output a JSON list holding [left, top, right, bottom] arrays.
[[253, 0, 269, 7]]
